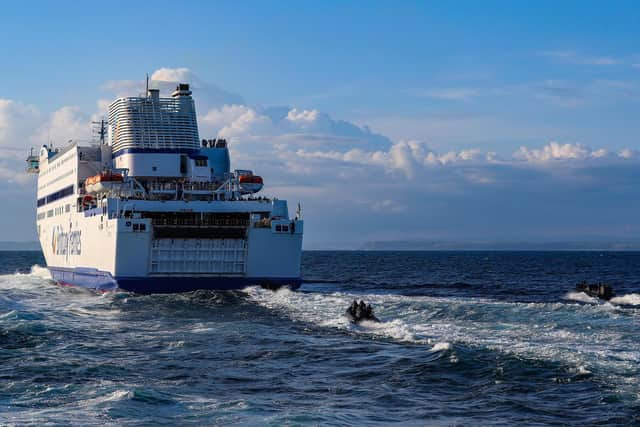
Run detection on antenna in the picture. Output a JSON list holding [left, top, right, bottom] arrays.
[[92, 119, 108, 145], [145, 73, 149, 96]]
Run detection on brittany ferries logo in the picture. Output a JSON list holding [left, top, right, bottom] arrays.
[[51, 225, 82, 256]]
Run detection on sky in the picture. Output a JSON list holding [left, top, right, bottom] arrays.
[[0, 1, 639, 248]]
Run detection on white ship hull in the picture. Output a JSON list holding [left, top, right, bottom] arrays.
[[30, 82, 304, 293], [39, 198, 303, 293]]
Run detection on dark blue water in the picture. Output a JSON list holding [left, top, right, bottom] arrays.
[[1, 251, 639, 425]]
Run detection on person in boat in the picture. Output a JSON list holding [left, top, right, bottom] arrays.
[[349, 300, 358, 318], [365, 304, 373, 317], [346, 300, 380, 323]]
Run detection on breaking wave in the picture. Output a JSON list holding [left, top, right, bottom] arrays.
[[245, 285, 640, 401], [563, 291, 599, 304], [2, 251, 639, 425], [610, 293, 640, 306]]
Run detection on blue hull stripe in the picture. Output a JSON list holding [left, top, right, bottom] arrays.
[[112, 148, 198, 158], [48, 267, 301, 294]]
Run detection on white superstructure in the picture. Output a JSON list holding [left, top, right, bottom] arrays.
[[27, 83, 303, 293]]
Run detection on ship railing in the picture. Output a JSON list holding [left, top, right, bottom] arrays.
[[182, 182, 220, 193]]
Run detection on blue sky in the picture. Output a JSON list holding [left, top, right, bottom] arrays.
[[0, 1, 639, 247]]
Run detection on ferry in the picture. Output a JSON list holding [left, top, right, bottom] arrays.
[[26, 83, 303, 293]]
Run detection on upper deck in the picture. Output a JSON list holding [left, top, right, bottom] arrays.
[[108, 84, 200, 155]]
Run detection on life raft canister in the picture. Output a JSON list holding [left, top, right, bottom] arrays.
[[82, 195, 95, 210]]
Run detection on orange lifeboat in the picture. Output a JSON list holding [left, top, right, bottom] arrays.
[[85, 171, 124, 194], [239, 175, 263, 184], [239, 174, 264, 194]]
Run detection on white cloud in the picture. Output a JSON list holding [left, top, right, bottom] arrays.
[[0, 101, 93, 188], [0, 99, 40, 149], [199, 104, 392, 152], [103, 67, 244, 108], [513, 143, 636, 163], [33, 106, 91, 147], [2, 67, 639, 245], [150, 67, 197, 83], [514, 142, 590, 161], [619, 148, 639, 159]]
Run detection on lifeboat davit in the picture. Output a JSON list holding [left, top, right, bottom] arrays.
[[239, 174, 264, 194], [85, 171, 123, 194]]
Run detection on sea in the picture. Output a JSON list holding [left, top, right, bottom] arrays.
[[1, 250, 639, 426]]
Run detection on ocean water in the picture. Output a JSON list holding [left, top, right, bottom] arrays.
[[1, 251, 639, 426]]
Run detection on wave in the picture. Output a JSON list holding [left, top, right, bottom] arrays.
[[563, 291, 599, 304], [564, 290, 640, 307], [29, 264, 52, 280], [244, 285, 640, 399], [610, 293, 640, 306]]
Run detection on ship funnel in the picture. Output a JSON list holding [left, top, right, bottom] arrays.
[[147, 88, 160, 100], [171, 83, 192, 97]]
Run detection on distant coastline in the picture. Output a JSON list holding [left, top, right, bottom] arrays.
[[360, 240, 640, 251], [4, 241, 640, 252]]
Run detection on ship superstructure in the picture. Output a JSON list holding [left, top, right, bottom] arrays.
[[27, 83, 303, 293]]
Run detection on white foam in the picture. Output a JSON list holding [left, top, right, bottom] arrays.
[[576, 365, 592, 375], [430, 342, 452, 352], [75, 388, 132, 408], [105, 390, 131, 401], [29, 265, 52, 279], [0, 310, 18, 320], [244, 286, 419, 342], [245, 284, 640, 399], [610, 293, 640, 306], [357, 318, 419, 342], [563, 291, 599, 304]]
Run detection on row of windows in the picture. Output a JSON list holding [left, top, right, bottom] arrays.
[[108, 96, 200, 153], [38, 203, 72, 221], [37, 185, 75, 207]]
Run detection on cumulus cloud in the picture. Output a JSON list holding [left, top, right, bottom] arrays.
[[33, 106, 91, 147], [199, 104, 393, 152], [512, 142, 637, 162], [0, 99, 40, 150], [0, 100, 93, 190], [3, 66, 639, 245], [103, 67, 244, 108], [514, 142, 591, 161], [619, 148, 639, 159], [150, 67, 197, 83]]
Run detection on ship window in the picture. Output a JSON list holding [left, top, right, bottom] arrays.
[[133, 223, 140, 231], [282, 225, 289, 232], [65, 204, 70, 213], [140, 224, 146, 231], [180, 155, 188, 174], [195, 158, 208, 167], [275, 225, 282, 232], [152, 166, 157, 172]]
